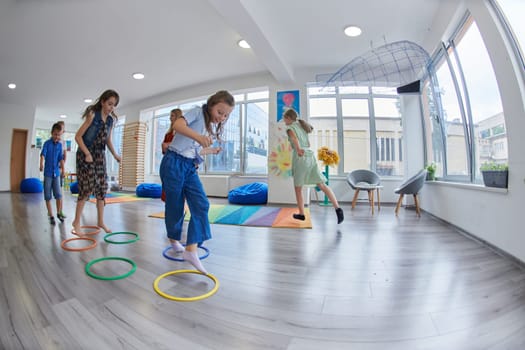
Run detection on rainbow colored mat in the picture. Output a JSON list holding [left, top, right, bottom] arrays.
[[149, 204, 311, 229], [82, 192, 152, 204]]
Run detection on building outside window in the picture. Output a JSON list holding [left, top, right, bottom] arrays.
[[307, 85, 403, 176]]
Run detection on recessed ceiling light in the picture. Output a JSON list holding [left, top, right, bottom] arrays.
[[83, 98, 93, 103], [8, 83, 16, 89], [59, 114, 67, 119], [237, 39, 250, 49], [132, 72, 145, 80], [344, 25, 362, 37]]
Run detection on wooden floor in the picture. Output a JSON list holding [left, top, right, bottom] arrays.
[[1, 191, 525, 350]]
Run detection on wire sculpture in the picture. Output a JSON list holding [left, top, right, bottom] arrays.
[[317, 40, 431, 87]]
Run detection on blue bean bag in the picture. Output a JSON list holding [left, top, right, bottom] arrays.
[[20, 178, 43, 193], [228, 182, 268, 205], [136, 183, 162, 198], [70, 181, 79, 194]]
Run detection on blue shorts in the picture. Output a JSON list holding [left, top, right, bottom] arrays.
[[44, 176, 62, 201]]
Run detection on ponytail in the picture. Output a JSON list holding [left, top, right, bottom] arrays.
[[298, 119, 313, 134]]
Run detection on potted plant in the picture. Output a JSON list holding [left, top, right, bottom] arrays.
[[425, 163, 436, 181], [480, 162, 508, 188]]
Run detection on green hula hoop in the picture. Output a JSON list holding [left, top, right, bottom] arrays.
[[85, 256, 137, 280], [104, 231, 140, 244]]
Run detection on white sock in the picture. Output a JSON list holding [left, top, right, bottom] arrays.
[[171, 240, 185, 253], [182, 250, 208, 275]]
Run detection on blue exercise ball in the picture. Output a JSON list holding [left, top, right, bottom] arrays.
[[20, 178, 43, 193]]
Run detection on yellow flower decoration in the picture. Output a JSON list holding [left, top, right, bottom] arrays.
[[317, 147, 339, 167]]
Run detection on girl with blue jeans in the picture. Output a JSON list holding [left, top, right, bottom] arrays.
[[160, 90, 234, 274]]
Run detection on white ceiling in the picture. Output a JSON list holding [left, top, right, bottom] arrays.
[[0, 0, 449, 123]]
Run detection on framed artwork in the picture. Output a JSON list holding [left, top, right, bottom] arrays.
[[276, 90, 300, 121]]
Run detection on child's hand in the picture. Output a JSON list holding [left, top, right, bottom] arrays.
[[85, 153, 93, 163], [40, 165, 43, 172], [115, 155, 122, 163], [211, 147, 221, 154], [198, 135, 213, 148], [297, 148, 305, 156]]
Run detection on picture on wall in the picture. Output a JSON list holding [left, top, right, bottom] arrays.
[[276, 90, 300, 121]]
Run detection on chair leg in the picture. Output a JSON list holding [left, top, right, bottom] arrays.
[[395, 194, 404, 216], [351, 189, 360, 209], [376, 188, 381, 211], [369, 190, 375, 215], [413, 194, 421, 217]]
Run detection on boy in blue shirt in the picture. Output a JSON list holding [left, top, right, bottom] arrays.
[[40, 123, 66, 225]]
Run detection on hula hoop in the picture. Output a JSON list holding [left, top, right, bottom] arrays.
[[71, 225, 101, 236], [85, 256, 137, 280], [61, 237, 97, 252], [162, 245, 210, 261], [104, 232, 139, 244], [153, 269, 219, 302]]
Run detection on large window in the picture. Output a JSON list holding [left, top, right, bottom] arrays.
[[424, 15, 507, 183], [150, 89, 269, 175], [307, 86, 403, 176], [492, 0, 525, 70]]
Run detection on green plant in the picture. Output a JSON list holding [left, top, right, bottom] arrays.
[[480, 162, 508, 171], [425, 163, 436, 180]]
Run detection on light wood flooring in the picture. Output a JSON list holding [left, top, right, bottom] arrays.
[[1, 191, 525, 350]]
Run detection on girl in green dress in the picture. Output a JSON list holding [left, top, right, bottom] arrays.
[[283, 109, 344, 224]]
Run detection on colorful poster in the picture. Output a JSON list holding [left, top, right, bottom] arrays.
[[276, 90, 300, 121]]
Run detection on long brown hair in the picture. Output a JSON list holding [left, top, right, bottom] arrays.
[[166, 108, 183, 135], [202, 90, 235, 141], [82, 89, 120, 120], [283, 108, 313, 133]]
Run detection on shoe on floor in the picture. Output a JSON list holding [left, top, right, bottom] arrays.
[[57, 212, 66, 222], [293, 213, 306, 221], [49, 216, 56, 225], [335, 208, 344, 224]]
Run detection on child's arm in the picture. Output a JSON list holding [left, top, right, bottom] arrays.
[[75, 112, 95, 163], [286, 129, 305, 156], [39, 154, 44, 172], [200, 147, 221, 155], [173, 118, 213, 148], [60, 159, 65, 177], [106, 121, 121, 162]]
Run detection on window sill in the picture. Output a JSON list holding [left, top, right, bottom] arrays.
[[425, 180, 508, 193]]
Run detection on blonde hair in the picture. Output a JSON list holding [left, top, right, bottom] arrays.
[[166, 108, 183, 135], [283, 108, 313, 133]]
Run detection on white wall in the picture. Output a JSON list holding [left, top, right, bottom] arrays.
[[419, 0, 525, 263], [0, 102, 36, 191]]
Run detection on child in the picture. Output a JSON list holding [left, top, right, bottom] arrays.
[[160, 90, 234, 274], [283, 108, 344, 224], [72, 89, 121, 235], [57, 120, 67, 187], [161, 108, 183, 202], [40, 122, 66, 224]]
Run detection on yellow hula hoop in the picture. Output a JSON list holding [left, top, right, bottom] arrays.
[[153, 270, 219, 302]]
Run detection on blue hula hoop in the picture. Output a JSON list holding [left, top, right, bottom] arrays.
[[162, 245, 210, 262]]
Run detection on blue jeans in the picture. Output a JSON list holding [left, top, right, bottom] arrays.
[[44, 176, 62, 201], [160, 151, 211, 245]]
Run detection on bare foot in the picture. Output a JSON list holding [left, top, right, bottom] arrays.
[[97, 223, 112, 233], [71, 222, 84, 236]]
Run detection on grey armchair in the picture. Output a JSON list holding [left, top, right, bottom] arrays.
[[346, 169, 382, 214], [394, 169, 427, 216]]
